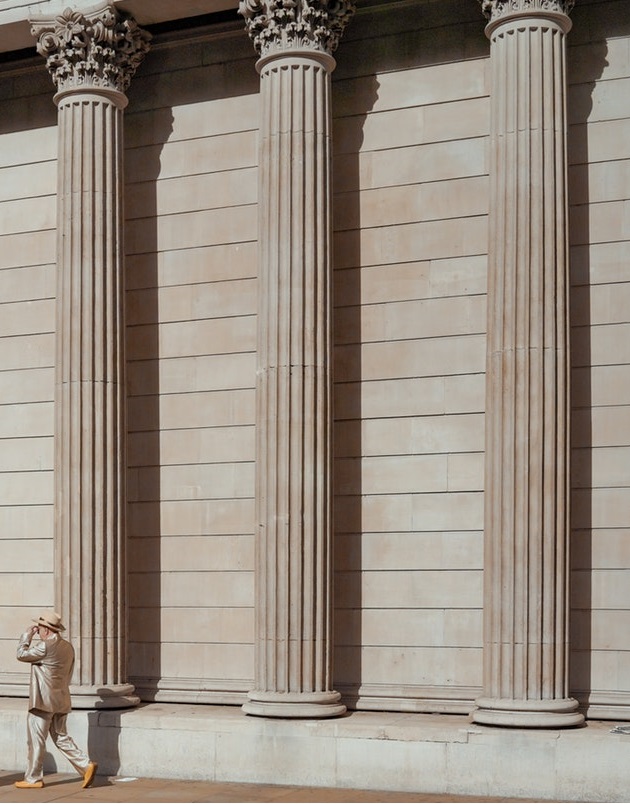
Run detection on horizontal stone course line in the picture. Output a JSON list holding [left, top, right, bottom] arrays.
[[129, 564, 254, 572], [129, 458, 255, 468], [128, 602, 253, 607], [126, 172, 257, 219], [567, 77, 630, 124], [125, 96, 259, 148], [333, 209, 490, 235], [125, 127, 259, 148], [125, 129, 259, 153], [128, 60, 258, 114], [333, 332, 486, 347], [332, 60, 488, 116], [0, 231, 55, 270], [569, 160, 630, 205], [126, 278, 257, 324], [569, 242, 629, 286], [334, 528, 483, 536], [568, 119, 630, 165], [126, 209, 257, 254], [0, 154, 56, 172], [333, 141, 488, 195], [569, 200, 630, 246], [0, 397, 53, 407], [129, 496, 254, 504], [568, 34, 630, 82], [126, 243, 257, 287], [571, 370, 630, 381], [127, 369, 255, 390], [127, 347, 256, 360], [130, 639, 253, 645], [124, 132, 257, 185], [333, 102, 489, 156], [336, 643, 482, 651], [334, 292, 488, 309]]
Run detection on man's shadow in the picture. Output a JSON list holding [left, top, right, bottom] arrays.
[[0, 772, 27, 787], [87, 707, 122, 784]]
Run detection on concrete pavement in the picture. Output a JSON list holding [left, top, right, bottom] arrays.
[[0, 771, 542, 803]]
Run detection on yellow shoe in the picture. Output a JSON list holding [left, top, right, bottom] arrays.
[[82, 761, 98, 789], [14, 780, 44, 789]]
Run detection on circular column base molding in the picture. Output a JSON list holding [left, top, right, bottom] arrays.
[[69, 683, 140, 710], [243, 690, 346, 719], [472, 697, 585, 728]]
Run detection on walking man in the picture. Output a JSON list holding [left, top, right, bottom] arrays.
[[14, 610, 98, 790]]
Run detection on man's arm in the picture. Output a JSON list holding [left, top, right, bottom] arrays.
[[16, 627, 46, 663]]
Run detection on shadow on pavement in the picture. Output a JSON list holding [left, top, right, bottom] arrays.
[[0, 773, 22, 787]]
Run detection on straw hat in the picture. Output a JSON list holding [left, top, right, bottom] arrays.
[[32, 610, 66, 632]]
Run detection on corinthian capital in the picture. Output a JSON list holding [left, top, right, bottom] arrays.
[[480, 0, 575, 21], [239, 0, 356, 59], [31, 3, 151, 94]]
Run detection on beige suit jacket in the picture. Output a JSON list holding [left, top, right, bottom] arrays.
[[17, 631, 74, 714]]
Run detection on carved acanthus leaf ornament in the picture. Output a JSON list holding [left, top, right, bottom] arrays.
[[31, 4, 151, 93], [239, 0, 356, 58], [480, 0, 575, 20]]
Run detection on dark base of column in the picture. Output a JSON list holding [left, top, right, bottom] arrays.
[[70, 683, 140, 709], [472, 696, 585, 728], [243, 690, 346, 718]]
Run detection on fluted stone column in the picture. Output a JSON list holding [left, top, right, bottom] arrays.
[[31, 4, 150, 709], [473, 0, 583, 728], [239, 0, 355, 718]]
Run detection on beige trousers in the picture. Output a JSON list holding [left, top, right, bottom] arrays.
[[25, 708, 90, 783]]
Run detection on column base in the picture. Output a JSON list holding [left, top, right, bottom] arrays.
[[69, 683, 140, 710], [243, 690, 346, 719], [472, 696, 584, 728]]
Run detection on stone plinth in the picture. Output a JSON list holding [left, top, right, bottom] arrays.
[[1, 700, 628, 802]]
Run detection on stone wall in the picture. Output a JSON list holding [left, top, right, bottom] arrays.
[[0, 62, 57, 692], [0, 0, 628, 717], [331, 1, 489, 710], [123, 27, 260, 701], [568, 0, 630, 716]]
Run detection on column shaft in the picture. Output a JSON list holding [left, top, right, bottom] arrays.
[[474, 2, 583, 727], [244, 52, 344, 718], [239, 0, 355, 718], [55, 90, 135, 706]]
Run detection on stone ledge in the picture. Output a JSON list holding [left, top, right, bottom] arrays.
[[1, 698, 630, 801]]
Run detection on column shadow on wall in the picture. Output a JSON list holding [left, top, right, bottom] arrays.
[[330, 0, 490, 710], [332, 73, 379, 708], [80, 73, 175, 771], [121, 95, 174, 707], [0, 64, 57, 135], [117, 15, 260, 710], [566, 30, 610, 715]]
